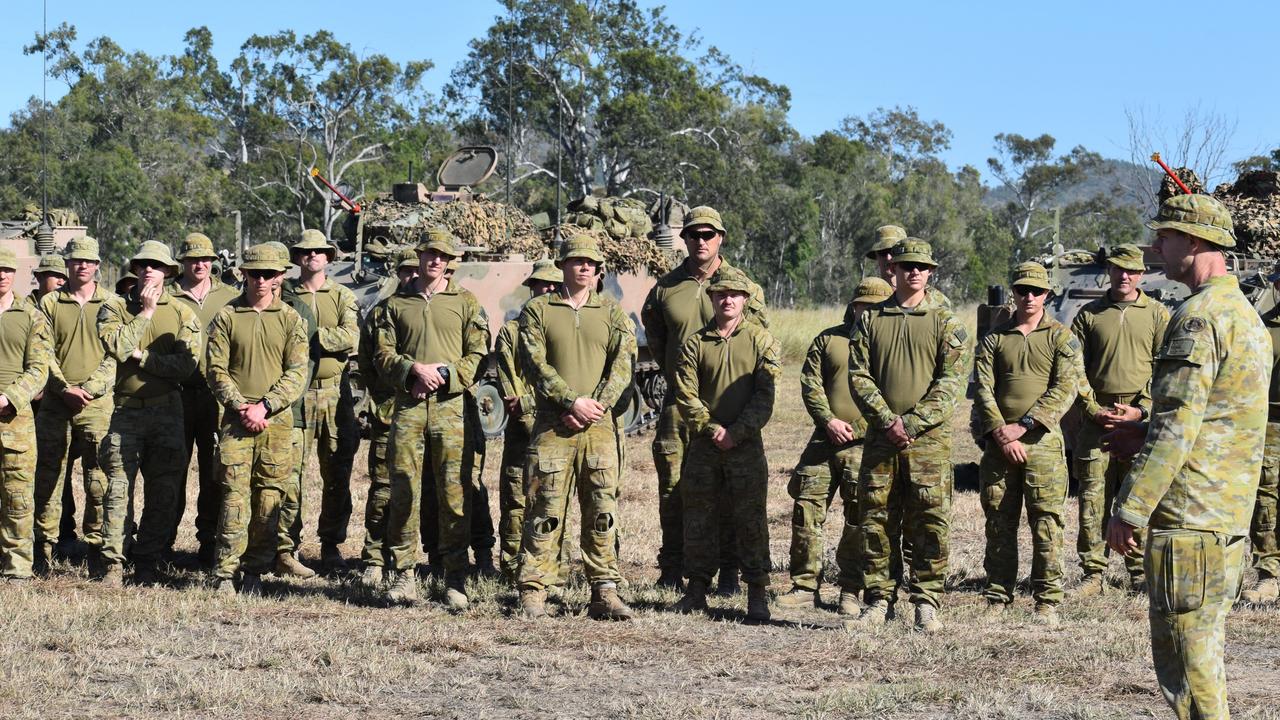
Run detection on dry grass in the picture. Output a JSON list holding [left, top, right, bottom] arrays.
[[6, 306, 1280, 718]]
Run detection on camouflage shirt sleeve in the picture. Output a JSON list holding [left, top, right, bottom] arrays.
[[36, 292, 69, 393], [901, 312, 973, 439], [518, 299, 577, 410], [1026, 326, 1080, 429], [4, 304, 52, 412], [372, 303, 413, 393], [674, 333, 716, 437], [262, 308, 310, 413], [973, 332, 1004, 437], [727, 328, 781, 443], [746, 279, 770, 328], [80, 343, 117, 399], [204, 307, 246, 409], [1071, 308, 1106, 418], [98, 298, 201, 381], [592, 301, 636, 411], [444, 293, 490, 394], [316, 284, 359, 355], [848, 313, 896, 430], [800, 331, 835, 427], [640, 284, 668, 375]]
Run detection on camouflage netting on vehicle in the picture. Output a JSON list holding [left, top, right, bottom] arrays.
[[355, 194, 545, 258], [564, 196, 653, 240], [544, 223, 677, 276], [1161, 167, 1280, 260], [21, 203, 80, 226]]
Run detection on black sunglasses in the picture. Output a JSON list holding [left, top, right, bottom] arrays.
[[133, 260, 169, 271], [684, 230, 719, 242], [896, 262, 932, 273], [1012, 285, 1048, 297], [245, 270, 278, 280]]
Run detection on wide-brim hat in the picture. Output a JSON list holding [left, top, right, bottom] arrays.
[[240, 243, 290, 272], [705, 266, 753, 296], [865, 224, 907, 259], [1145, 193, 1236, 248], [64, 236, 101, 263], [852, 276, 893, 304], [292, 229, 338, 262], [33, 252, 67, 278], [415, 228, 462, 259], [889, 238, 938, 268], [681, 206, 726, 238], [1010, 261, 1053, 291], [524, 259, 562, 286], [129, 240, 181, 276], [178, 232, 218, 260], [558, 235, 606, 266], [0, 248, 17, 271], [395, 249, 419, 271], [1106, 243, 1146, 272]]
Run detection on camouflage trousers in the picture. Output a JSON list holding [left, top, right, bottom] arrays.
[[1145, 529, 1246, 720], [682, 434, 770, 588], [518, 414, 623, 591], [1075, 414, 1145, 580], [34, 393, 112, 551], [498, 418, 531, 580], [652, 401, 737, 574], [420, 442, 495, 560], [177, 382, 223, 552], [1249, 422, 1280, 578], [213, 413, 293, 579], [282, 377, 358, 550], [0, 406, 37, 578], [787, 431, 860, 592], [980, 430, 1068, 606], [858, 428, 952, 608], [99, 393, 186, 566], [386, 392, 476, 574], [359, 412, 392, 567]]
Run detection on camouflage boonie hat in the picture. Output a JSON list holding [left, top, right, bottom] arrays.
[[1010, 261, 1053, 291], [129, 240, 181, 276], [0, 247, 17, 271], [178, 232, 217, 260], [34, 252, 67, 278], [292, 228, 337, 261], [262, 241, 291, 267], [705, 266, 753, 296], [446, 258, 460, 273], [65, 236, 101, 262], [865, 224, 908, 258], [115, 263, 137, 294], [889, 238, 937, 267], [524, 258, 561, 286], [681, 206, 726, 237], [395, 248, 419, 271], [1145, 193, 1236, 248], [1106, 243, 1146, 272], [853, 276, 893, 304], [559, 234, 606, 265], [240, 243, 289, 273], [415, 227, 462, 258]]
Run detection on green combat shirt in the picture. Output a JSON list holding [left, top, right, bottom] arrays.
[[674, 319, 781, 443], [0, 294, 52, 413], [1114, 275, 1271, 535], [800, 302, 866, 435], [641, 258, 768, 388], [518, 289, 635, 414], [98, 289, 202, 400], [495, 317, 535, 433], [373, 280, 489, 397], [356, 301, 394, 425], [282, 277, 359, 381], [974, 313, 1079, 437], [1071, 289, 1170, 416], [204, 296, 309, 415], [280, 289, 318, 429], [170, 276, 239, 384], [848, 290, 973, 439], [39, 284, 118, 398]]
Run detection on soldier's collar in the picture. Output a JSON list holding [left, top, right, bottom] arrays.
[[232, 296, 285, 312], [994, 311, 1056, 334], [55, 284, 111, 303], [1105, 288, 1150, 308], [882, 291, 935, 315], [549, 288, 603, 308], [1193, 274, 1238, 294], [286, 276, 337, 293]]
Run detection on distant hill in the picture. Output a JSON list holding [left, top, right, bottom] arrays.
[[983, 158, 1161, 212]]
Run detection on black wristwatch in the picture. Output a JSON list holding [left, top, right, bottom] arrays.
[[1018, 415, 1037, 431], [1138, 406, 1149, 421], [438, 366, 451, 383], [260, 398, 272, 415]]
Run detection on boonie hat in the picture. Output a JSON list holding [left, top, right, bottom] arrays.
[[705, 266, 753, 296], [263, 241, 291, 266], [0, 248, 17, 271], [178, 232, 218, 260], [115, 263, 137, 294], [34, 253, 67, 278], [129, 240, 181, 276], [240, 243, 289, 273], [395, 248, 419, 271], [1106, 244, 1146, 272], [415, 227, 462, 259], [1010, 261, 1053, 291], [889, 239, 938, 268], [852, 276, 893, 304], [65, 236, 101, 263], [681, 206, 726, 238], [559, 235, 606, 266], [865, 225, 907, 259], [292, 228, 337, 261], [1145, 193, 1236, 248], [524, 258, 561, 286]]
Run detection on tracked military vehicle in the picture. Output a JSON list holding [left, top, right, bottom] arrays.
[[0, 205, 86, 291]]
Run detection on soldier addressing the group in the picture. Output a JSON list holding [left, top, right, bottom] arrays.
[[640, 205, 767, 593], [373, 228, 488, 609], [672, 266, 781, 622], [973, 262, 1078, 626], [280, 229, 360, 571], [1105, 194, 1269, 720], [847, 239, 972, 633], [33, 236, 117, 576], [0, 248, 52, 581], [1070, 243, 1169, 597], [777, 276, 892, 614], [1244, 280, 1280, 604], [204, 243, 309, 595], [169, 232, 239, 566], [96, 242, 202, 586], [515, 235, 637, 620]]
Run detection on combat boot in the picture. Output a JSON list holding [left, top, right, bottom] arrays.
[[443, 573, 469, 612], [913, 603, 943, 634], [320, 543, 346, 572], [520, 588, 548, 619], [1242, 577, 1280, 604], [851, 598, 891, 626], [656, 567, 684, 591], [34, 542, 56, 575], [100, 563, 124, 589], [1033, 603, 1060, 627], [197, 543, 216, 570], [472, 554, 498, 578], [239, 573, 263, 596], [360, 565, 385, 589], [775, 585, 819, 609], [274, 552, 317, 580], [132, 561, 160, 586], [746, 584, 770, 622], [675, 579, 710, 615], [1070, 574, 1104, 599], [86, 550, 106, 580], [588, 584, 635, 621], [385, 570, 418, 605], [837, 590, 863, 616], [210, 577, 236, 596], [715, 567, 740, 597], [983, 600, 1009, 619]]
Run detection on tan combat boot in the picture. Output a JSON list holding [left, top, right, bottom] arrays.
[[1242, 577, 1280, 604], [588, 584, 635, 621], [360, 565, 385, 589], [855, 598, 892, 625], [913, 603, 943, 633], [776, 585, 819, 608], [100, 563, 124, 589], [443, 573, 469, 612], [746, 584, 771, 622], [1070, 574, 1104, 599], [1033, 603, 1060, 627], [520, 588, 548, 619], [274, 552, 317, 579], [838, 590, 863, 616], [385, 570, 418, 605], [675, 579, 710, 614]]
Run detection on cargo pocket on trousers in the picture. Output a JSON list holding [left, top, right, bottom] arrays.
[[1154, 533, 1207, 614]]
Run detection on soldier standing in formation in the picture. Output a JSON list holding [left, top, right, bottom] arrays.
[[973, 262, 1078, 625], [1106, 194, 1269, 720], [847, 239, 972, 633], [516, 235, 636, 620], [672, 267, 781, 621], [776, 276, 891, 614], [641, 205, 767, 593], [1071, 243, 1169, 597], [1243, 283, 1280, 603], [865, 225, 906, 284]]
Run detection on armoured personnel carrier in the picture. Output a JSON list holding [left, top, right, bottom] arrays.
[[0, 205, 86, 292]]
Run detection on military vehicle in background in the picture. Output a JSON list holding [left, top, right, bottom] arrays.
[[0, 205, 86, 291]]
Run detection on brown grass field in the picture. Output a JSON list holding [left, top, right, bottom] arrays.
[[5, 307, 1280, 719]]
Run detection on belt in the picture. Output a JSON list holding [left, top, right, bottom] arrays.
[[310, 375, 342, 389], [1095, 391, 1138, 406], [116, 390, 180, 409]]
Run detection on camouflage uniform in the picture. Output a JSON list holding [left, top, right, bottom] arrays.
[[1113, 195, 1268, 719], [0, 247, 53, 578], [1247, 305, 1280, 589], [358, 299, 396, 571], [974, 263, 1078, 608], [849, 241, 972, 614], [273, 257, 318, 566]]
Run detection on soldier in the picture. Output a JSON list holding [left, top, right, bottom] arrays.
[[204, 244, 308, 594], [846, 239, 972, 633], [494, 259, 561, 582], [0, 247, 52, 580], [27, 253, 76, 556], [1070, 243, 1169, 597], [281, 229, 360, 570], [672, 267, 781, 621], [1243, 278, 1280, 603], [974, 262, 1078, 625], [641, 205, 767, 592], [96, 242, 202, 585], [374, 228, 488, 608], [776, 277, 891, 613], [30, 253, 66, 301], [33, 237, 117, 575], [865, 225, 907, 284], [515, 235, 636, 620], [1105, 194, 1268, 720], [169, 232, 239, 565]]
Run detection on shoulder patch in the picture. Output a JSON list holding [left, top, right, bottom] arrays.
[[1163, 336, 1197, 359], [1182, 316, 1207, 333]]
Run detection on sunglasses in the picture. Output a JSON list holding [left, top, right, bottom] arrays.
[[1013, 285, 1048, 297], [245, 270, 279, 280], [134, 260, 169, 271], [684, 230, 719, 242], [296, 248, 327, 256], [896, 262, 931, 273]]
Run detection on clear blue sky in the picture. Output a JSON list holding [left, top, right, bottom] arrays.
[[6, 0, 1278, 185]]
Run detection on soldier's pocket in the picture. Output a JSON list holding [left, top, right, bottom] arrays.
[[584, 452, 617, 491], [1152, 532, 1206, 614], [653, 439, 679, 459], [528, 456, 568, 496], [0, 423, 32, 455]]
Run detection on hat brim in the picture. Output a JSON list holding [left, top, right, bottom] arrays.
[[890, 253, 938, 267], [524, 271, 562, 286], [1146, 220, 1237, 248], [65, 253, 101, 263], [1012, 279, 1053, 291], [239, 261, 288, 273], [680, 221, 725, 238], [558, 251, 605, 266], [865, 239, 900, 258], [415, 243, 462, 259], [178, 249, 218, 260], [1106, 257, 1146, 272], [131, 258, 181, 276], [854, 293, 890, 304], [34, 268, 67, 278]]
